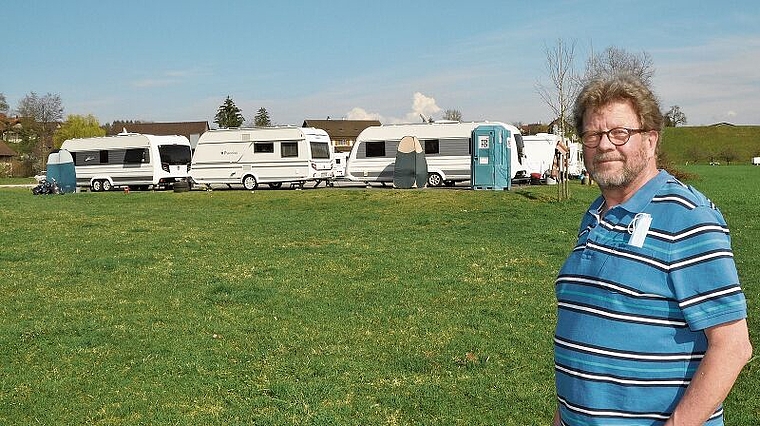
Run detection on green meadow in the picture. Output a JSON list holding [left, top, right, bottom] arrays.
[[662, 125, 760, 165], [1, 165, 758, 425]]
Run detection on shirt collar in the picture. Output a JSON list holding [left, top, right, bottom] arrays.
[[618, 169, 670, 214], [586, 170, 671, 218]]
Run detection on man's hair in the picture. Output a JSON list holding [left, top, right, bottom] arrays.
[[572, 73, 663, 135]]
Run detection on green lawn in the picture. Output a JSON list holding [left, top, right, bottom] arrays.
[[1, 166, 758, 425]]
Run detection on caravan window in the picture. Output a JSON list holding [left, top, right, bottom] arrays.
[[310, 142, 330, 159], [424, 139, 439, 154], [281, 142, 298, 158], [100, 150, 109, 164], [124, 148, 148, 164], [254, 142, 274, 153], [159, 145, 191, 164], [365, 141, 386, 157]]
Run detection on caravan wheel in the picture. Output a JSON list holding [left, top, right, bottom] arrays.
[[243, 175, 258, 190], [102, 180, 112, 191], [427, 173, 443, 187], [91, 180, 102, 192]]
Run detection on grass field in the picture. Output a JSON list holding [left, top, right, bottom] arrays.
[[662, 125, 760, 165], [1, 166, 758, 425]]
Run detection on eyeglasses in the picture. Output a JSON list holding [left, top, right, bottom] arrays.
[[580, 127, 648, 148]]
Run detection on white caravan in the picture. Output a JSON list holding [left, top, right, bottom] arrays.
[[190, 127, 334, 189], [346, 121, 526, 186], [522, 133, 584, 178], [61, 133, 192, 191], [522, 133, 561, 176]]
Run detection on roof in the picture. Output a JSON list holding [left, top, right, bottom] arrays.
[[0, 140, 17, 157], [117, 121, 210, 139], [302, 119, 381, 140]]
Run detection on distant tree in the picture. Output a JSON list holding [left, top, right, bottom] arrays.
[[685, 144, 705, 163], [583, 46, 655, 87], [53, 114, 106, 148], [536, 38, 580, 139], [664, 105, 687, 127], [214, 96, 244, 128], [718, 145, 739, 165], [16, 92, 64, 170], [103, 120, 149, 135], [253, 107, 272, 127], [442, 109, 462, 121], [0, 93, 8, 115]]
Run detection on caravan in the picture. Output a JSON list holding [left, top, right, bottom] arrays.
[[189, 127, 334, 189], [346, 121, 526, 186], [522, 133, 584, 179], [522, 133, 560, 177], [61, 133, 192, 191]]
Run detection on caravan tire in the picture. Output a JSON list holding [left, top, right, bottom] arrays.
[[427, 173, 443, 187], [102, 180, 112, 191], [243, 175, 258, 190], [91, 180, 102, 192]]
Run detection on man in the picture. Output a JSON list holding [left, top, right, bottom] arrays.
[[553, 74, 752, 425]]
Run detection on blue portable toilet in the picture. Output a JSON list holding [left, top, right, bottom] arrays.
[[471, 124, 511, 190], [46, 149, 77, 193]]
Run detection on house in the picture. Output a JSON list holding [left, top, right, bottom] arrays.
[[112, 121, 210, 150], [302, 119, 381, 152], [0, 140, 18, 177]]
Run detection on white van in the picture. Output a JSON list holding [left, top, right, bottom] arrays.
[[190, 127, 334, 189], [346, 121, 526, 186], [61, 132, 192, 191]]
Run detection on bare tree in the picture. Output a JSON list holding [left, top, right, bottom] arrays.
[[16, 92, 64, 169], [583, 46, 655, 87], [535, 39, 580, 139], [536, 39, 579, 201], [442, 109, 462, 121]]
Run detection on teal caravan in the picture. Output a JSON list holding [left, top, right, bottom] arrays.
[[470, 123, 524, 190], [46, 149, 77, 193]]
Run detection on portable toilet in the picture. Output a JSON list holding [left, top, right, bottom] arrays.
[[471, 124, 511, 190], [46, 149, 76, 193], [393, 135, 428, 189]]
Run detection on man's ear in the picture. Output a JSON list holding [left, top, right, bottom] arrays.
[[646, 130, 660, 158]]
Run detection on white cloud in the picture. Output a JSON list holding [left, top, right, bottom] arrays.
[[346, 92, 443, 124], [345, 107, 385, 122], [405, 92, 441, 122]]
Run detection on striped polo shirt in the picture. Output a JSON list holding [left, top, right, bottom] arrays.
[[554, 170, 747, 425]]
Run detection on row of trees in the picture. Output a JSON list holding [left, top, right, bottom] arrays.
[[0, 92, 277, 175], [0, 92, 69, 175], [214, 96, 272, 128]]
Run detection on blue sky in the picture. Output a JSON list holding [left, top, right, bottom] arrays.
[[4, 0, 759, 127]]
